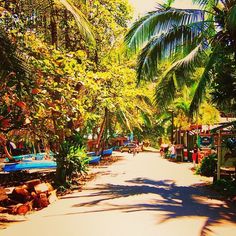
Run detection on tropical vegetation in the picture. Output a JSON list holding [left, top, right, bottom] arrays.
[[0, 0, 157, 186], [0, 0, 235, 189], [125, 0, 236, 117]]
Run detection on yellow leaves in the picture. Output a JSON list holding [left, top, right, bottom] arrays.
[[199, 103, 220, 125], [174, 112, 190, 130]]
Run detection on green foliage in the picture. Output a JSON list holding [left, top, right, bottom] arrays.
[[213, 179, 236, 197], [125, 0, 236, 115], [55, 134, 90, 188], [0, 0, 156, 159], [211, 48, 236, 114], [196, 154, 217, 177]]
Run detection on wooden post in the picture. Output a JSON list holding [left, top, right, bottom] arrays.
[[171, 111, 174, 144], [217, 130, 222, 181]]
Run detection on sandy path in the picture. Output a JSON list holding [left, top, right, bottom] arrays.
[[1, 152, 236, 236]]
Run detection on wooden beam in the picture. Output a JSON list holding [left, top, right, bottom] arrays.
[[217, 130, 222, 181]]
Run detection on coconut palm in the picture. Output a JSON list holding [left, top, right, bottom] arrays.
[[125, 0, 236, 115]]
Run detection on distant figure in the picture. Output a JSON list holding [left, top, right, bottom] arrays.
[[169, 143, 176, 159], [160, 147, 164, 157], [192, 144, 199, 168], [133, 143, 138, 157], [183, 146, 188, 161]]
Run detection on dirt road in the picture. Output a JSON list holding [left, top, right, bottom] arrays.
[[1, 152, 236, 236]]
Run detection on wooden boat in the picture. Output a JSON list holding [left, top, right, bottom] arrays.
[[3, 160, 57, 172], [89, 155, 101, 164], [87, 151, 96, 156], [100, 148, 113, 156], [87, 148, 113, 157], [5, 152, 54, 162], [5, 154, 32, 162]]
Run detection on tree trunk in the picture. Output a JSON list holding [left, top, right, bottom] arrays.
[[3, 145, 13, 160], [50, 9, 58, 47], [96, 108, 108, 154], [64, 10, 71, 49]]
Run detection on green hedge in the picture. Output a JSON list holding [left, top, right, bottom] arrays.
[[196, 154, 217, 177]]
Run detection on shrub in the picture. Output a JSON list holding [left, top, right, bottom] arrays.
[[196, 154, 217, 177], [213, 179, 236, 197], [55, 133, 90, 188]]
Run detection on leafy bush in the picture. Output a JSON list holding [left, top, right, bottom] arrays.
[[196, 154, 217, 177], [213, 179, 236, 197], [65, 146, 90, 178], [55, 133, 90, 188]]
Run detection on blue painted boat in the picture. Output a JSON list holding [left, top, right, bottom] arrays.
[[5, 152, 54, 162], [87, 151, 96, 156], [89, 155, 101, 164], [101, 148, 113, 156], [3, 160, 57, 172], [5, 154, 33, 162], [87, 148, 113, 157]]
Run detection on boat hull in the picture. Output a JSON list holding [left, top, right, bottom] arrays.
[[3, 160, 57, 172], [89, 155, 101, 164], [101, 148, 113, 156]]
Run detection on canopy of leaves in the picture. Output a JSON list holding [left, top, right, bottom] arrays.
[[125, 0, 236, 116]]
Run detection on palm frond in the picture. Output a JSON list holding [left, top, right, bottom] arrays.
[[59, 0, 95, 44], [136, 24, 201, 82], [0, 28, 30, 76], [163, 43, 205, 78], [140, 111, 152, 128], [189, 49, 218, 116], [220, 0, 236, 9], [125, 8, 204, 53], [227, 4, 236, 34], [116, 110, 132, 131], [174, 99, 190, 115], [192, 0, 217, 7], [154, 74, 177, 111], [136, 94, 154, 106]]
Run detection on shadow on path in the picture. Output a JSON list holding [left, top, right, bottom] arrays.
[[67, 178, 236, 236]]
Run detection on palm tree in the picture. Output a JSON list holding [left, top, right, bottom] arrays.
[[125, 0, 236, 115]]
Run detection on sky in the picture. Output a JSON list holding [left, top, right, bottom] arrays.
[[128, 0, 198, 19]]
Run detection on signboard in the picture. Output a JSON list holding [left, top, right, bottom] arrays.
[[199, 136, 213, 148]]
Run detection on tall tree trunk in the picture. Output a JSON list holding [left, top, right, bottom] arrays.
[[0, 134, 14, 161], [96, 108, 108, 154], [3, 145, 13, 160], [43, 14, 47, 37], [50, 9, 58, 47], [64, 10, 71, 49]]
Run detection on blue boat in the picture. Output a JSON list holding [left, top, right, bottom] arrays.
[[3, 160, 57, 172], [5, 152, 54, 162], [89, 155, 101, 164], [87, 151, 96, 156], [100, 148, 113, 156]]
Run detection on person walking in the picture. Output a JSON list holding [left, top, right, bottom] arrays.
[[169, 143, 176, 159], [192, 144, 199, 168]]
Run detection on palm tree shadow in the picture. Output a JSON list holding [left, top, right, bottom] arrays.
[[71, 177, 236, 235]]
